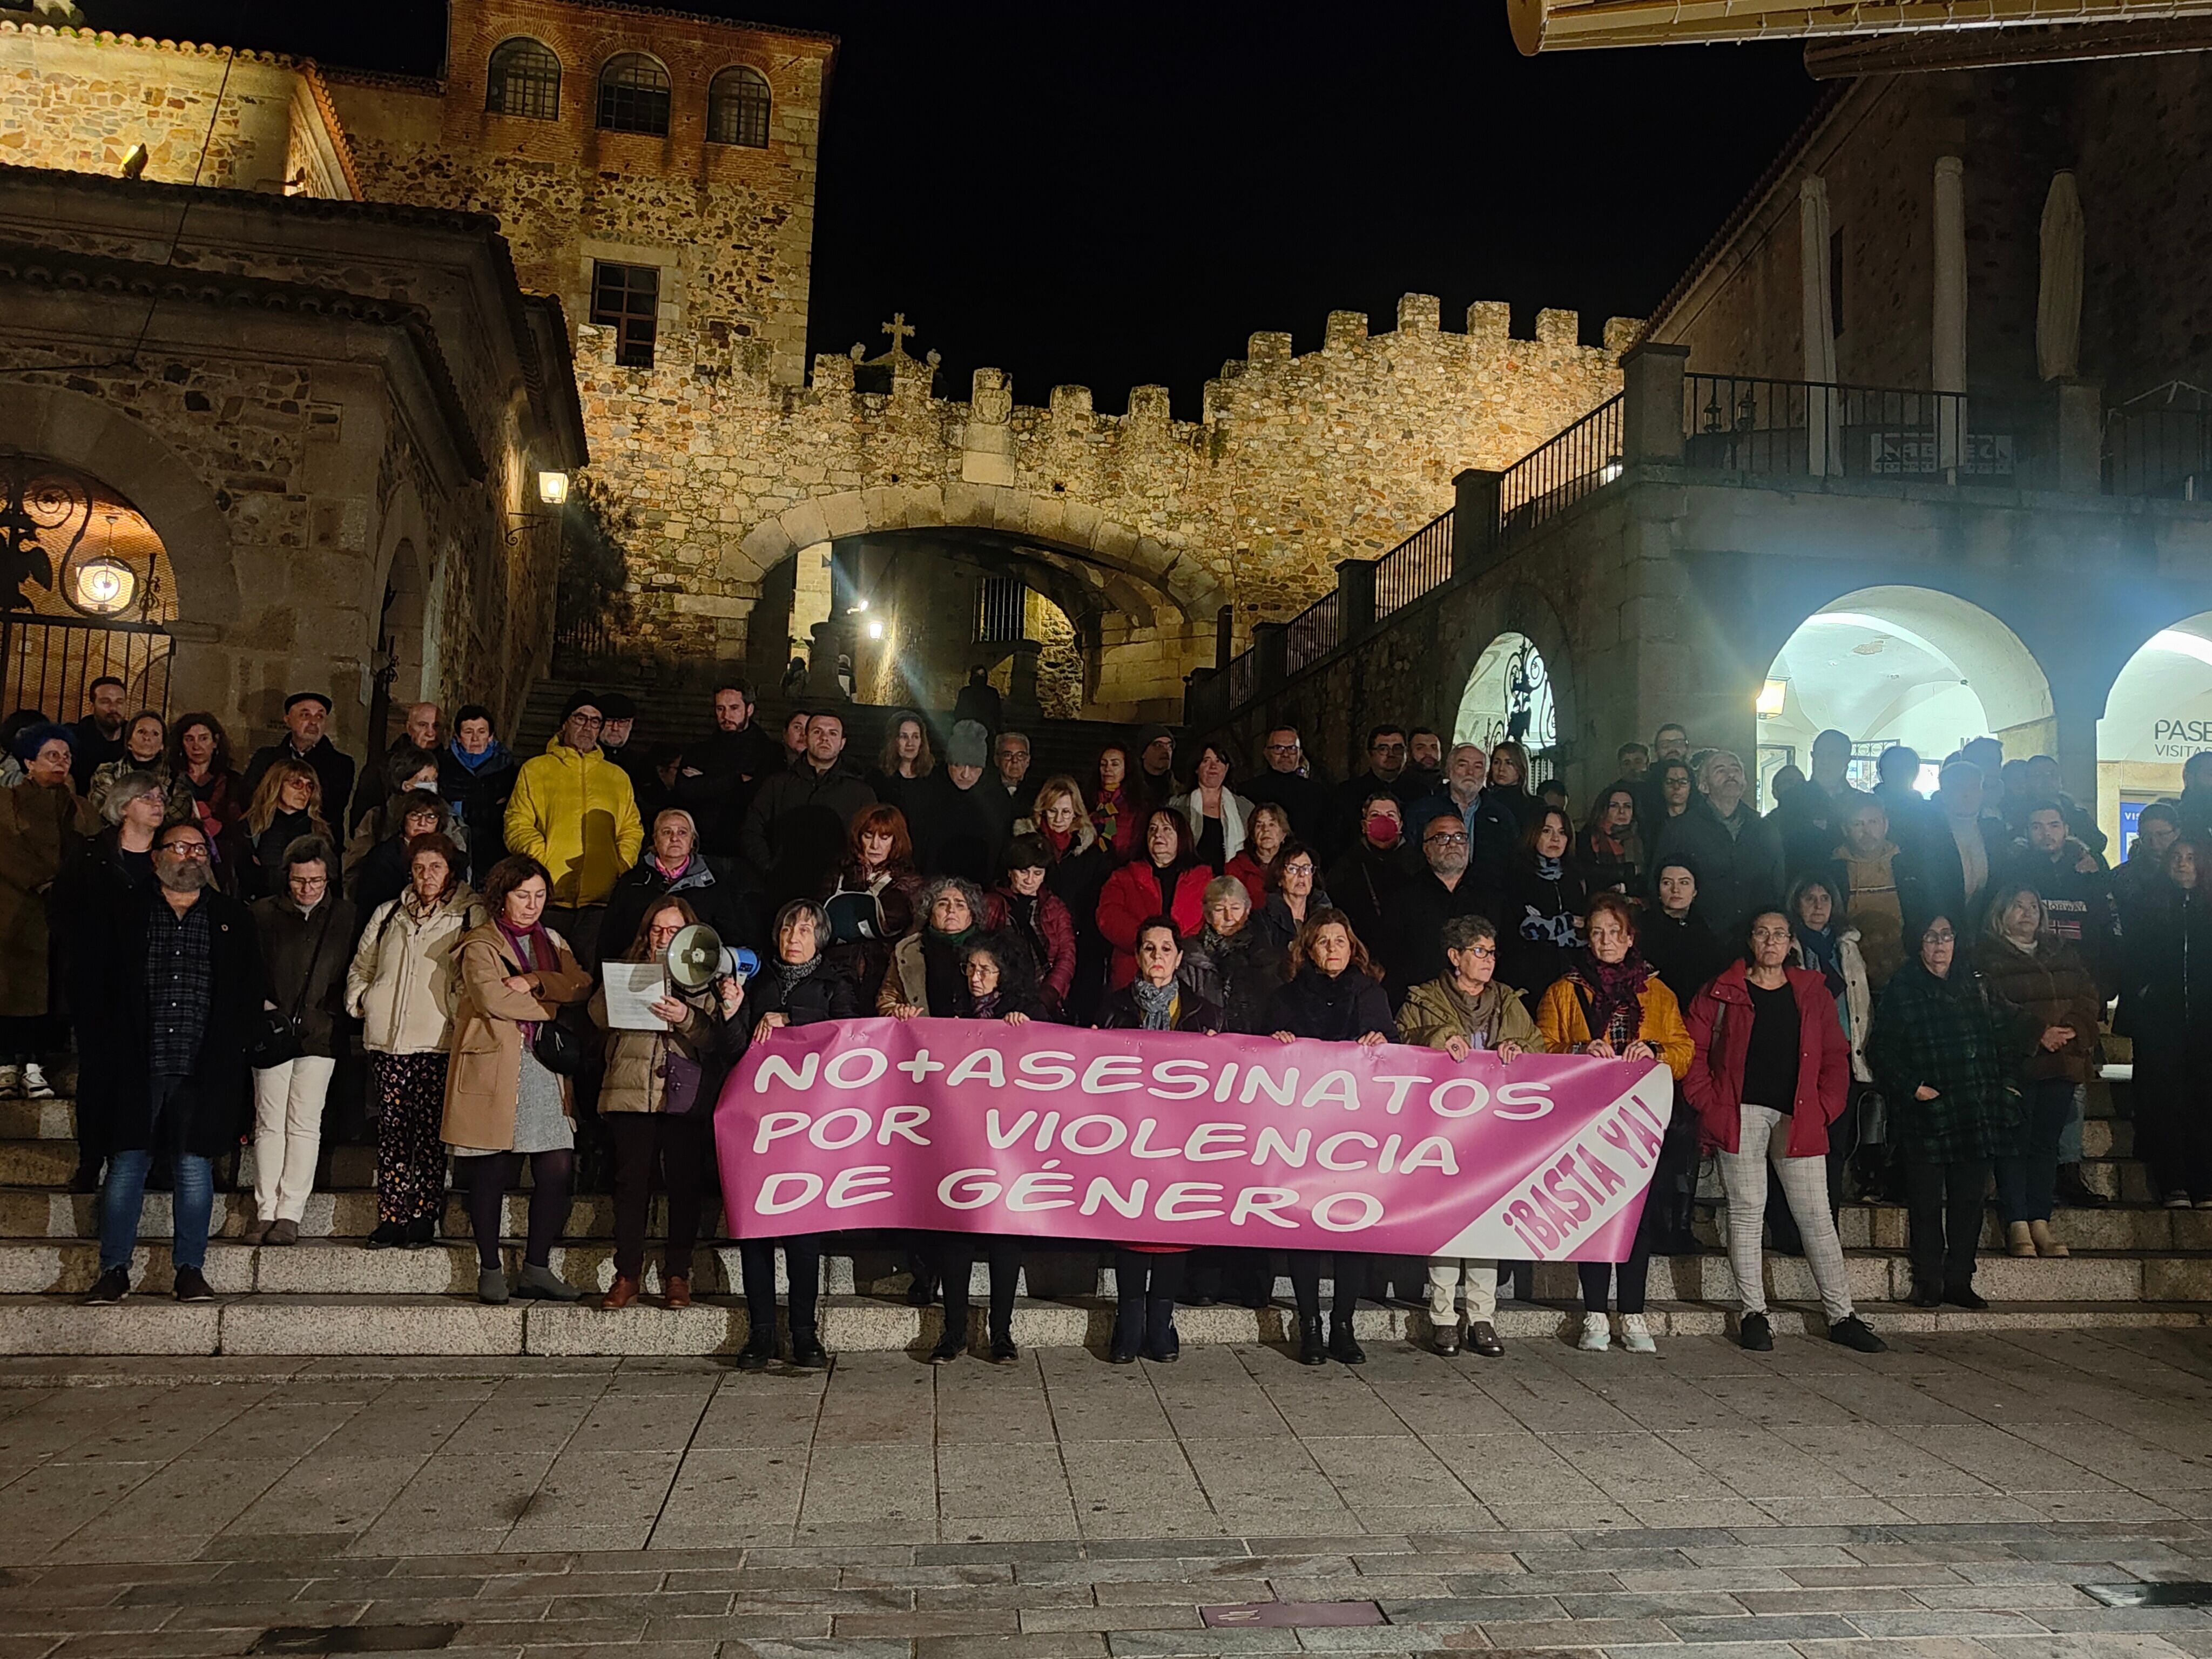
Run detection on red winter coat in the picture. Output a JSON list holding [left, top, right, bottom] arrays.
[[1096, 860, 1210, 989], [1225, 851, 1270, 908], [984, 885, 1078, 1013], [1682, 961, 1850, 1157]]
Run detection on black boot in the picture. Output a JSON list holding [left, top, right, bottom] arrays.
[[1143, 1297, 1179, 1363], [1297, 1313, 1327, 1366], [1327, 1316, 1366, 1365], [2054, 1164, 2109, 1208], [1109, 1298, 1142, 1365]]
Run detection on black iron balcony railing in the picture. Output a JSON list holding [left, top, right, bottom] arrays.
[[1498, 393, 1623, 547]]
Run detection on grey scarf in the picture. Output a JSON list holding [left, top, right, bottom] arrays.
[[1131, 977, 1178, 1031]]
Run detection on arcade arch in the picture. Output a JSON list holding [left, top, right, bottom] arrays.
[[1758, 585, 2054, 803], [2098, 611, 2212, 855], [1454, 631, 1557, 772]]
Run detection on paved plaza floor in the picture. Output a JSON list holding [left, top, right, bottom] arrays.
[[2, 1330, 2212, 1657]]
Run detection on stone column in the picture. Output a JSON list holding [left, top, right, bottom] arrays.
[[1336, 558, 1377, 637], [1005, 639, 1044, 723], [1254, 622, 1289, 693], [2037, 171, 2085, 383], [1452, 468, 1502, 578], [1620, 342, 1688, 467], [2055, 379, 2103, 494]]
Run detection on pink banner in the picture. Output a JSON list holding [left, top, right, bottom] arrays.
[[713, 1018, 1674, 1261]]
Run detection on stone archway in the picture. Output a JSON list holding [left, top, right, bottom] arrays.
[[0, 385, 236, 717], [1759, 585, 2056, 800], [729, 484, 1230, 624]]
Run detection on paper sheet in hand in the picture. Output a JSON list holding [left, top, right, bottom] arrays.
[[602, 961, 671, 1029]]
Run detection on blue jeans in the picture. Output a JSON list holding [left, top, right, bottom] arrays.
[[1997, 1077, 2075, 1225], [99, 1148, 213, 1274]]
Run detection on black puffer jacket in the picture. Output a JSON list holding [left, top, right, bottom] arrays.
[[746, 960, 865, 1033], [1179, 926, 1283, 1035]]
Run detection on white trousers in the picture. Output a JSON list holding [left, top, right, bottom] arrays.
[[1427, 1258, 1498, 1324], [251, 1056, 334, 1223], [1717, 1103, 1854, 1321]]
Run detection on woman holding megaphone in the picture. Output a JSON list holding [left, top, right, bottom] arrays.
[[736, 899, 862, 1370], [590, 896, 747, 1318]]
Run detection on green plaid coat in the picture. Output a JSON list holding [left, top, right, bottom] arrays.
[[1866, 959, 2032, 1162]]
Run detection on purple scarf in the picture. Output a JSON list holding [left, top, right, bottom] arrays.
[[1572, 949, 1654, 1047]]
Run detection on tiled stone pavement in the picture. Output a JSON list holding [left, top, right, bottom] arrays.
[[2, 1329, 2212, 1655]]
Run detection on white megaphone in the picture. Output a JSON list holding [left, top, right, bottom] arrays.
[[665, 922, 758, 994]]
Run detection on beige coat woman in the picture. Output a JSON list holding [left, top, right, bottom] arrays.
[[440, 922, 591, 1151], [345, 886, 482, 1053]]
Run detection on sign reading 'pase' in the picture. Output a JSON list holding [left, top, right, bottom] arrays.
[[712, 1018, 1672, 1261]]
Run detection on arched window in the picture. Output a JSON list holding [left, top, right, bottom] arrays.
[[706, 65, 771, 148], [485, 37, 561, 120], [597, 52, 672, 136]]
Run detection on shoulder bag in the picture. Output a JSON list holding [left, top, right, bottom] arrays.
[[249, 902, 336, 1070]]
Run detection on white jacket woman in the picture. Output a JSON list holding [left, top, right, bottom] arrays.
[[343, 835, 483, 1248], [346, 882, 481, 1052]]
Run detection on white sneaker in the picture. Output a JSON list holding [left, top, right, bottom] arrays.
[[1577, 1312, 1612, 1351], [1619, 1313, 1657, 1353], [22, 1064, 53, 1101], [0, 1065, 19, 1099]]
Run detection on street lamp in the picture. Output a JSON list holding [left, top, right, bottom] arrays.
[[537, 470, 570, 506], [66, 514, 136, 618]]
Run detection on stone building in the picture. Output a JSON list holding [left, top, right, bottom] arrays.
[[0, 0, 1632, 733], [1201, 57, 2212, 846], [307, 0, 1628, 720], [0, 20, 586, 757]]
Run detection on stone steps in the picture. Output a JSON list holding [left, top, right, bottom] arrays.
[[5, 1231, 2208, 1303], [6, 1290, 2209, 1359], [11, 1090, 2210, 1356]]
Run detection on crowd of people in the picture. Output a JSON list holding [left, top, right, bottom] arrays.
[[1, 671, 2198, 1373]]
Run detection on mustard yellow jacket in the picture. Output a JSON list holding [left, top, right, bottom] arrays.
[[502, 738, 643, 907], [1533, 972, 1695, 1080]]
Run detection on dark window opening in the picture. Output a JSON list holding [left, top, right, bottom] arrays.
[[485, 37, 561, 119], [597, 53, 671, 136], [592, 261, 660, 368], [706, 66, 771, 147]]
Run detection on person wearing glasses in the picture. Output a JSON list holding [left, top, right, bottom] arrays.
[[1398, 913, 1546, 1358], [501, 690, 643, 971], [1867, 911, 2039, 1310], [1240, 725, 1332, 849], [1382, 808, 1491, 1002], [77, 820, 266, 1305], [245, 836, 355, 1246]]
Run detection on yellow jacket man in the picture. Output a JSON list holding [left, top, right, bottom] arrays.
[[503, 692, 643, 937]]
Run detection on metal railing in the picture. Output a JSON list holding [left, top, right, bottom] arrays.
[[551, 597, 617, 674], [1498, 393, 1623, 544], [1283, 589, 1342, 677], [1224, 649, 1256, 711], [1373, 512, 1454, 618], [1681, 374, 2036, 485], [0, 613, 171, 723], [2107, 404, 2211, 499]]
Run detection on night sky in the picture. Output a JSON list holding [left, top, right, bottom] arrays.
[[105, 1, 1820, 412]]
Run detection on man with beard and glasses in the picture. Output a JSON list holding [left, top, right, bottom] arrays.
[[1385, 808, 1493, 1002], [77, 820, 265, 1306]]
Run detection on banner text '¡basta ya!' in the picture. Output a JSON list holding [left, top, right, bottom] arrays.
[[738, 1037, 1557, 1234]]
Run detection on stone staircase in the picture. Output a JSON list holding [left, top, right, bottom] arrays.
[[1, 1078, 2207, 1358]]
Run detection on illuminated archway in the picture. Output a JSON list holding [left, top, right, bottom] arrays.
[[1759, 585, 2053, 804], [2098, 612, 2212, 855], [1455, 632, 1557, 770]]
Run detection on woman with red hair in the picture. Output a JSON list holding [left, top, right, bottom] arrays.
[[818, 803, 922, 1008]]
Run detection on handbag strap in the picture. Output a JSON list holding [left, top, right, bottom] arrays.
[[289, 901, 337, 1024]]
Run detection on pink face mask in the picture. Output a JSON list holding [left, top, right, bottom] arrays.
[[1365, 813, 1401, 848]]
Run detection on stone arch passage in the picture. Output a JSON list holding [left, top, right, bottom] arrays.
[[1455, 631, 1559, 772], [1761, 585, 2055, 802], [2097, 610, 2212, 854]]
